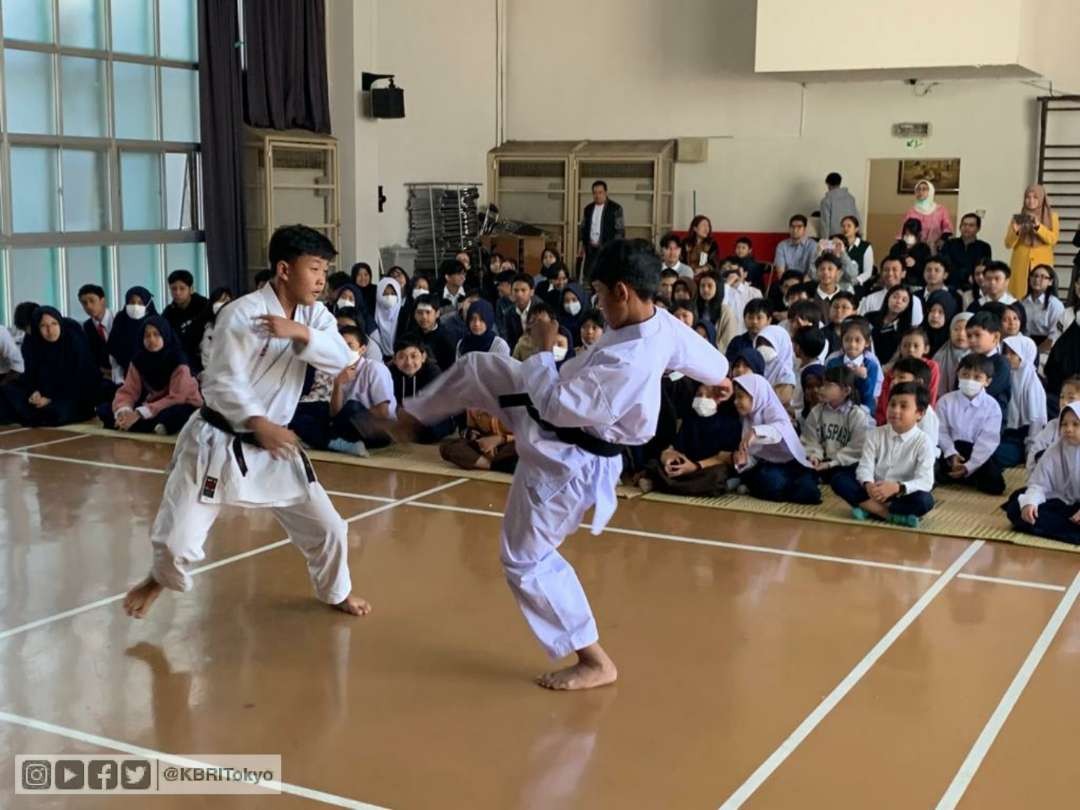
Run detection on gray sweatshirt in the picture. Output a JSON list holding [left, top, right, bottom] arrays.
[[801, 401, 869, 469], [819, 187, 861, 239]]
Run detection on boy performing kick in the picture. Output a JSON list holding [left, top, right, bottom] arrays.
[[390, 239, 731, 689], [124, 225, 370, 619]]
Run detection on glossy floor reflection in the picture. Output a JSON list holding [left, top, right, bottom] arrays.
[[1, 430, 1079, 809]]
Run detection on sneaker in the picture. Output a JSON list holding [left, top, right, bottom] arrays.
[[328, 438, 369, 457], [851, 507, 870, 521], [152, 423, 168, 436], [725, 477, 742, 493], [888, 513, 920, 529], [637, 476, 654, 493]]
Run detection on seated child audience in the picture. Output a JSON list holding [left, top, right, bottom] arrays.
[[721, 261, 762, 325], [831, 382, 936, 527], [887, 357, 940, 450], [578, 308, 605, 353], [557, 283, 589, 347], [77, 283, 118, 393], [936, 353, 1006, 495], [826, 292, 857, 354], [405, 294, 457, 371], [1003, 402, 1080, 545], [826, 316, 882, 416], [639, 383, 743, 497], [98, 317, 202, 435], [801, 365, 868, 478], [731, 373, 822, 504], [440, 409, 518, 473], [1021, 264, 1064, 346], [328, 326, 394, 456], [791, 325, 828, 416], [868, 285, 915, 366], [934, 311, 973, 398], [874, 327, 941, 423], [965, 310, 1011, 419], [162, 269, 209, 372], [0, 306, 98, 427], [923, 289, 959, 357], [726, 344, 767, 378], [371, 278, 405, 361], [1027, 376, 1080, 472], [456, 299, 511, 358], [389, 338, 453, 443], [754, 324, 798, 407], [995, 334, 1048, 468], [726, 298, 772, 355], [107, 286, 157, 376]]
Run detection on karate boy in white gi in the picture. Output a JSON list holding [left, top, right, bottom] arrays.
[[391, 239, 732, 689], [124, 225, 370, 619]]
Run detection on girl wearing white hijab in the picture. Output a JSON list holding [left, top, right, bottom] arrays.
[[995, 334, 1048, 467], [901, 179, 954, 249], [932, 311, 973, 398], [1004, 402, 1080, 544], [372, 277, 403, 361], [753, 324, 797, 408]]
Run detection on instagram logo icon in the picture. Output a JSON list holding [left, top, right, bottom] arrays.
[[22, 760, 52, 790]]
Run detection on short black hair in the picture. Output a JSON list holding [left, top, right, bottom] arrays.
[[983, 260, 1011, 279], [841, 315, 872, 342], [496, 269, 517, 286], [580, 307, 605, 329], [830, 291, 857, 307], [789, 214, 808, 227], [958, 352, 995, 379], [880, 255, 905, 272], [826, 172, 842, 187], [893, 356, 933, 388], [902, 218, 922, 235], [903, 325, 929, 344], [512, 272, 534, 290], [167, 269, 194, 287], [592, 180, 608, 191], [967, 310, 1002, 335], [659, 232, 681, 250], [660, 268, 680, 281], [338, 324, 367, 346], [439, 258, 466, 279], [785, 282, 812, 300], [923, 255, 951, 274], [889, 381, 929, 413], [793, 326, 827, 359], [13, 301, 39, 330], [735, 236, 753, 248], [590, 238, 660, 300], [961, 212, 982, 229], [815, 253, 841, 270], [790, 298, 826, 325], [335, 306, 359, 324], [841, 215, 860, 229], [824, 364, 860, 405], [393, 336, 428, 355], [253, 269, 273, 286], [526, 300, 555, 323], [78, 284, 106, 299], [412, 293, 438, 311], [744, 298, 772, 318], [267, 224, 337, 268], [327, 271, 350, 292]]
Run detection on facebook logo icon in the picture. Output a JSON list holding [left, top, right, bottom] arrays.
[[88, 760, 118, 790]]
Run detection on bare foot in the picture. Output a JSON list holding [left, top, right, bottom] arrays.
[[536, 643, 618, 691], [333, 594, 372, 616], [123, 577, 164, 619]]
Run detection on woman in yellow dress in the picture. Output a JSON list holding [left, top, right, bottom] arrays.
[[1006, 184, 1059, 299]]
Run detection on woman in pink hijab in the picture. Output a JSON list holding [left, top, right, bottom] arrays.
[[1006, 184, 1060, 299], [900, 179, 954, 250]]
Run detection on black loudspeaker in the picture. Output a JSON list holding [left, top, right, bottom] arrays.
[[371, 86, 405, 119]]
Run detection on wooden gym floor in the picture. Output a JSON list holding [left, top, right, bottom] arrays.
[[1, 427, 1080, 809]]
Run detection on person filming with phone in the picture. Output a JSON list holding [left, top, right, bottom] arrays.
[[1006, 184, 1060, 300]]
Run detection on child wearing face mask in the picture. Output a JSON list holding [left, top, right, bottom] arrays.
[[801, 365, 867, 481], [637, 384, 743, 496], [558, 283, 589, 347], [328, 326, 395, 456], [825, 317, 882, 416], [935, 353, 1005, 494], [371, 278, 404, 362], [107, 286, 158, 378], [1003, 402, 1080, 544]]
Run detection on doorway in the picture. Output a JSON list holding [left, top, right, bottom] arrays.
[[865, 158, 961, 255]]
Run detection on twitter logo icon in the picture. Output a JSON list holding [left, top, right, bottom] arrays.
[[121, 761, 151, 790]]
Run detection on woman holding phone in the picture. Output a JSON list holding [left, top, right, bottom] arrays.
[[1006, 184, 1060, 300]]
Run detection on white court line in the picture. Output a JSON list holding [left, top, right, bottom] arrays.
[[0, 478, 467, 643], [934, 570, 1080, 810], [9, 447, 1074, 595], [3, 433, 90, 453], [717, 540, 986, 809], [0, 710, 387, 810], [0, 426, 30, 436]]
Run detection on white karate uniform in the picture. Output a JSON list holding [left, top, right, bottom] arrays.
[[147, 284, 354, 604], [404, 308, 729, 658]]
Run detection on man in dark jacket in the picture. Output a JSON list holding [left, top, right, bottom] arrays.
[[577, 180, 624, 280]]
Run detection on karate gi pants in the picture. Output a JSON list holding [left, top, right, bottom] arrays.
[[147, 426, 352, 605], [407, 352, 608, 659]]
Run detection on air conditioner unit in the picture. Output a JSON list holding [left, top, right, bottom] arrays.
[[892, 122, 931, 138]]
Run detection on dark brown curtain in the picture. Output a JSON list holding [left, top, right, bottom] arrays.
[[242, 0, 331, 133], [198, 0, 247, 293]]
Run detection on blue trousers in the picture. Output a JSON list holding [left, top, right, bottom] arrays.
[[992, 426, 1028, 469], [1003, 490, 1080, 545], [831, 467, 935, 517], [741, 460, 822, 505]]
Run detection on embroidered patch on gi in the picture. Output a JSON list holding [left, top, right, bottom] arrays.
[[202, 476, 218, 499]]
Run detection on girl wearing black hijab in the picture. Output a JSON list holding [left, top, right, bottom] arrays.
[[99, 316, 203, 435], [0, 306, 98, 426], [923, 289, 959, 356], [557, 282, 589, 346], [107, 285, 158, 374]]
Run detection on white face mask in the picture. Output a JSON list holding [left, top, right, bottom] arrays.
[[412, 287, 427, 300], [552, 345, 568, 362], [125, 304, 146, 320], [903, 234, 917, 247], [347, 349, 362, 366], [378, 293, 398, 309], [757, 346, 778, 363], [692, 396, 718, 418], [564, 300, 582, 316], [668, 371, 685, 381], [211, 301, 225, 315], [958, 378, 983, 399], [337, 296, 355, 310]]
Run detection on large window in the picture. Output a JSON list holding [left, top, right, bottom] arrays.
[[0, 0, 202, 324]]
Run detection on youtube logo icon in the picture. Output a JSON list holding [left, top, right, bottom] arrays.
[[55, 760, 85, 790]]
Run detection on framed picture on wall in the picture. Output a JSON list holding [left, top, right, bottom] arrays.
[[897, 159, 961, 194]]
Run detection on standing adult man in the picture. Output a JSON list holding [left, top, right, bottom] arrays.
[[578, 180, 624, 280], [818, 172, 860, 239]]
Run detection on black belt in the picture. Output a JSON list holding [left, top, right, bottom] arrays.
[[199, 406, 316, 483], [497, 393, 623, 458]]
